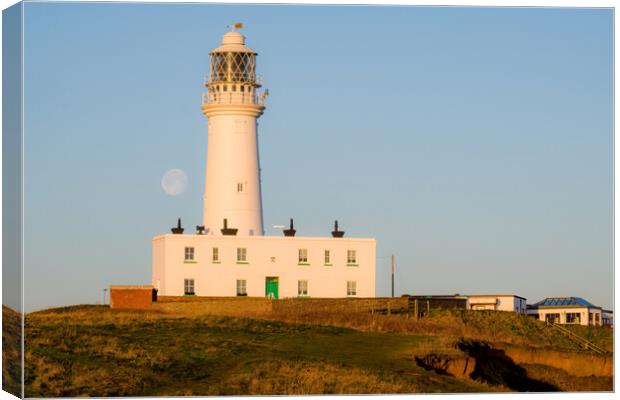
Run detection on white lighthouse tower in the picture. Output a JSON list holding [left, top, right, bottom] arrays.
[[201, 27, 268, 236], [152, 26, 376, 299]]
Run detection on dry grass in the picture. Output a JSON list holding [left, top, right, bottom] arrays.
[[23, 299, 614, 396], [2, 306, 22, 397], [25, 305, 495, 396], [216, 360, 416, 395], [152, 297, 611, 352]]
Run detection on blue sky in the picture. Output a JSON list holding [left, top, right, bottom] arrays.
[[22, 3, 612, 311]]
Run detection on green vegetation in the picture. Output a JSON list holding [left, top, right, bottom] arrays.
[[22, 299, 613, 396], [3, 306, 22, 397]]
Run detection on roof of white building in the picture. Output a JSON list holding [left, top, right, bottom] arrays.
[[468, 294, 527, 300]]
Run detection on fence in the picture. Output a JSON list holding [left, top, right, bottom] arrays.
[[547, 321, 608, 355]]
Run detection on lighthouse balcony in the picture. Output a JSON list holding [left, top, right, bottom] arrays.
[[202, 91, 267, 106], [204, 73, 263, 86]]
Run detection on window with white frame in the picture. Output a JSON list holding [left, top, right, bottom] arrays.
[[347, 250, 357, 264], [184, 247, 195, 261], [237, 182, 245, 193], [212, 247, 219, 262], [347, 281, 357, 296], [184, 279, 195, 295], [237, 248, 247, 263], [298, 280, 308, 296], [298, 248, 308, 264], [324, 250, 331, 265], [236, 279, 247, 296]]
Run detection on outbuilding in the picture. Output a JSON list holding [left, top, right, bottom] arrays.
[[526, 297, 603, 326], [110, 285, 155, 309], [467, 294, 527, 313]]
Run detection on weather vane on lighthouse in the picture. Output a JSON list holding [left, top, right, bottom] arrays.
[[227, 22, 244, 32]]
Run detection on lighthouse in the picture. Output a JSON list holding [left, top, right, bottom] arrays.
[[201, 29, 268, 236], [152, 26, 376, 299]]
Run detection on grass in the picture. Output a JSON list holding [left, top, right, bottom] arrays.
[[22, 299, 614, 396], [156, 297, 612, 351], [2, 306, 22, 397], [24, 306, 493, 396]]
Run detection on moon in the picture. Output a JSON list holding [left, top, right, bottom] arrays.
[[161, 169, 188, 196]]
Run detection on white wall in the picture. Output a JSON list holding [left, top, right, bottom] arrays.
[[468, 295, 526, 313], [152, 234, 376, 298], [203, 112, 264, 236], [533, 307, 602, 326]]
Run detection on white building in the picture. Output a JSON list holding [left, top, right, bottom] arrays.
[[467, 294, 527, 313], [526, 297, 603, 326], [152, 27, 376, 299], [602, 310, 613, 327]]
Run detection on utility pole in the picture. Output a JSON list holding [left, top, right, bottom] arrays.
[[391, 254, 395, 298], [103, 288, 108, 306]]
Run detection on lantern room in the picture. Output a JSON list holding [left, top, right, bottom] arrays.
[[203, 30, 267, 106]]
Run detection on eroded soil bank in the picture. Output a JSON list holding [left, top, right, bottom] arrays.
[[415, 340, 612, 392]]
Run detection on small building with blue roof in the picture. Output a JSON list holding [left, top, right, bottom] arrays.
[[526, 297, 604, 326]]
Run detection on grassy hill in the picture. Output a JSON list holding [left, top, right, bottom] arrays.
[[22, 298, 613, 397], [3, 306, 22, 397]]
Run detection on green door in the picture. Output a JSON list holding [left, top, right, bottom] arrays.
[[265, 277, 279, 299]]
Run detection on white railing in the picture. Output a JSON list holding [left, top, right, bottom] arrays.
[[202, 91, 267, 106], [204, 74, 263, 86]]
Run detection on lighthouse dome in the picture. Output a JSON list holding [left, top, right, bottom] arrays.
[[210, 31, 256, 54]]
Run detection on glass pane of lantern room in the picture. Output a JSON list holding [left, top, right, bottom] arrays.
[[213, 54, 227, 82]]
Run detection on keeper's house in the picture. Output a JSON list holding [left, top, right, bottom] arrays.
[[526, 297, 604, 326]]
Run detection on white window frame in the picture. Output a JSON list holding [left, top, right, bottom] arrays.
[[184, 278, 195, 295], [236, 279, 247, 296], [297, 280, 308, 296], [184, 246, 195, 261], [347, 250, 357, 265], [298, 248, 308, 264], [237, 247, 247, 263], [347, 281, 357, 296]]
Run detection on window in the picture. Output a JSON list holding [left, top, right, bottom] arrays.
[[184, 247, 195, 261], [184, 279, 195, 295], [240, 85, 245, 92], [545, 313, 560, 324], [237, 248, 247, 263], [212, 247, 219, 263], [298, 280, 308, 296], [324, 250, 331, 265], [236, 279, 247, 296], [223, 85, 228, 91], [566, 313, 581, 324], [347, 281, 357, 296], [298, 249, 308, 264], [237, 182, 245, 193], [347, 250, 357, 265]]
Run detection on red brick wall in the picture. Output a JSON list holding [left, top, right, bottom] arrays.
[[110, 288, 152, 309]]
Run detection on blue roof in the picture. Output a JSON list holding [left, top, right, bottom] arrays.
[[531, 297, 597, 308]]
